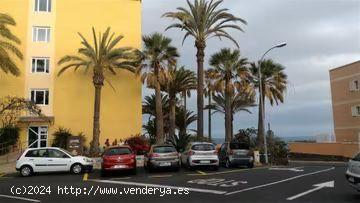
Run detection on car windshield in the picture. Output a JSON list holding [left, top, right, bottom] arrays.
[[230, 142, 249, 150], [60, 149, 73, 157], [353, 153, 360, 161], [192, 144, 215, 151], [104, 148, 132, 156], [153, 146, 176, 153]]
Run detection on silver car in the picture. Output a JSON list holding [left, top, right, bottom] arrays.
[[144, 145, 180, 171], [181, 142, 219, 170], [345, 152, 360, 191]]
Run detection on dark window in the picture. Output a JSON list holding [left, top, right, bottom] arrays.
[[25, 150, 38, 157], [48, 149, 69, 158], [153, 146, 176, 153], [104, 147, 132, 156], [192, 144, 215, 151], [31, 90, 49, 105], [353, 153, 360, 161], [230, 142, 249, 150]]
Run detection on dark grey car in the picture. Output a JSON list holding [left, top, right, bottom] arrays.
[[144, 145, 180, 171], [219, 142, 254, 168]]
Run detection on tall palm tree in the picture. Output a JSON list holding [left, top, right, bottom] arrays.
[[0, 13, 23, 76], [204, 69, 217, 141], [208, 48, 250, 142], [163, 66, 196, 141], [58, 27, 138, 155], [163, 0, 247, 138], [137, 33, 179, 144], [208, 90, 255, 140], [250, 59, 287, 146]]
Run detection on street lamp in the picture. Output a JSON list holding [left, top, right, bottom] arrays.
[[258, 42, 287, 164]]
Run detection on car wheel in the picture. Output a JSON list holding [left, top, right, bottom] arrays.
[[71, 163, 83, 174], [20, 165, 33, 177], [131, 168, 137, 175], [248, 162, 254, 168], [213, 165, 219, 171], [225, 158, 231, 168], [187, 159, 194, 171]]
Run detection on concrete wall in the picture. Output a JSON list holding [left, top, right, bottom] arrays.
[[289, 142, 359, 158]]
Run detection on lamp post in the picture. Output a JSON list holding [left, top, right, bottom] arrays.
[[258, 42, 287, 164]]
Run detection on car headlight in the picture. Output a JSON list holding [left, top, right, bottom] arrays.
[[83, 158, 93, 163]]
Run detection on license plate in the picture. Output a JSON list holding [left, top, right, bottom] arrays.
[[200, 160, 211, 164], [348, 177, 355, 183], [114, 165, 127, 169], [159, 162, 171, 167]]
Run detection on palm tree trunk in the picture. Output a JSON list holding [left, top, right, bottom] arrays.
[[225, 79, 232, 142], [208, 90, 212, 141], [90, 73, 104, 156], [183, 91, 187, 132], [231, 113, 233, 140], [169, 93, 176, 141], [155, 65, 164, 144], [257, 83, 265, 147], [195, 40, 205, 139]]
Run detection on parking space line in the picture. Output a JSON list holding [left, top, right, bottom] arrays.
[[225, 167, 335, 195], [0, 194, 40, 202], [149, 174, 173, 178], [110, 177, 131, 180], [83, 173, 88, 181], [188, 167, 269, 176], [90, 179, 227, 194], [196, 170, 207, 175]]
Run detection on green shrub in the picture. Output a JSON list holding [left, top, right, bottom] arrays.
[[52, 127, 73, 149], [0, 126, 20, 154]]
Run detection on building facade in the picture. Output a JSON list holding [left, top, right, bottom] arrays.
[[289, 61, 360, 158], [1, 0, 142, 149]]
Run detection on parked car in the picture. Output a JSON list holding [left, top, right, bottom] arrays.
[[16, 147, 93, 177], [345, 152, 360, 191], [144, 145, 180, 171], [181, 142, 219, 170], [101, 145, 137, 176], [218, 142, 254, 168]]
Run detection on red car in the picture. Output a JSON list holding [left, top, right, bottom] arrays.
[[101, 146, 137, 176]]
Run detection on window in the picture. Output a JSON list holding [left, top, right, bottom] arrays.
[[35, 0, 51, 12], [104, 148, 132, 156], [350, 80, 360, 92], [32, 58, 49, 73], [30, 89, 49, 105], [153, 146, 176, 153], [48, 149, 69, 158], [33, 27, 50, 42], [353, 153, 360, 161], [191, 144, 215, 151]]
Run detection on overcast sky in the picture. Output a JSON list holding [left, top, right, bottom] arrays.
[[141, 0, 360, 139]]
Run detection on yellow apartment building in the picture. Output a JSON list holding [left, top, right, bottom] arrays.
[[290, 61, 360, 158], [1, 0, 142, 149]]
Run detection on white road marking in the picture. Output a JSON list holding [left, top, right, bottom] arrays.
[[225, 167, 335, 195], [188, 178, 247, 187], [286, 181, 334, 201], [110, 177, 131, 180], [90, 179, 227, 194], [149, 174, 173, 178], [269, 167, 304, 172], [0, 194, 41, 202]]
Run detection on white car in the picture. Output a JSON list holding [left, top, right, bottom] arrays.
[[16, 147, 94, 177], [345, 152, 360, 191], [181, 142, 219, 170]]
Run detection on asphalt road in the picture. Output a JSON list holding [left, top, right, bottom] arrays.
[[0, 163, 358, 203]]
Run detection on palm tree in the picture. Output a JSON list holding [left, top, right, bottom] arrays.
[[170, 108, 197, 152], [204, 69, 217, 141], [208, 48, 250, 142], [250, 59, 287, 146], [137, 33, 179, 144], [163, 0, 247, 138], [163, 66, 196, 141], [58, 27, 138, 155], [0, 13, 23, 76], [208, 90, 255, 140]]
